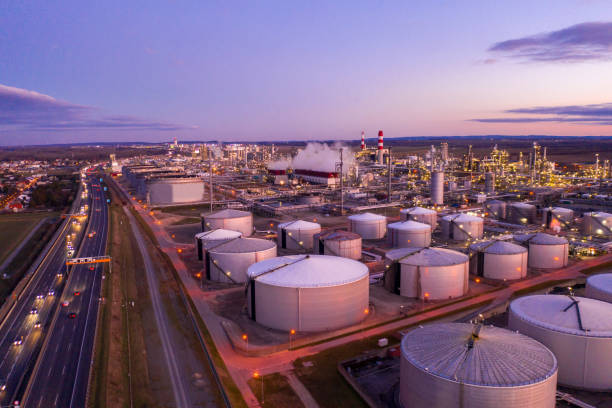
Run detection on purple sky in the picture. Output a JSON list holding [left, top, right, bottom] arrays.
[[2, 1, 612, 145]]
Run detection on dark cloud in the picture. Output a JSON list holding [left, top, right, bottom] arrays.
[[471, 102, 612, 126], [488, 22, 612, 62], [0, 84, 195, 132]]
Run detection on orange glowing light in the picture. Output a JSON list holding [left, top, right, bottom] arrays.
[[364, 308, 369, 315], [171, 234, 176, 238], [475, 278, 481, 283], [149, 211, 154, 216], [290, 329, 296, 335], [195, 273, 201, 278], [242, 334, 248, 341], [424, 292, 430, 298], [177, 248, 183, 254], [253, 372, 260, 379], [554, 256, 559, 261]]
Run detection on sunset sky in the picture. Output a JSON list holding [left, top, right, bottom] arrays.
[[2, 1, 612, 145]]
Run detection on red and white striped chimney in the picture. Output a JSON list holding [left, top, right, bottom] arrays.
[[360, 131, 365, 150], [378, 130, 384, 150]]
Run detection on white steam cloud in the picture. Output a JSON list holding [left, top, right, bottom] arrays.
[[269, 142, 354, 174]]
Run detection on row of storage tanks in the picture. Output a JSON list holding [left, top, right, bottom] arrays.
[[401, 276, 612, 407]]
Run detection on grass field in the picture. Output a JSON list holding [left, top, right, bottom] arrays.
[[0, 212, 56, 265], [247, 373, 304, 408]]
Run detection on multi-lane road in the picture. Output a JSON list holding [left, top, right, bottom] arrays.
[[25, 176, 108, 408], [0, 174, 108, 408]]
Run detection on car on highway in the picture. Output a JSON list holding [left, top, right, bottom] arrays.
[[56, 272, 63, 278], [74, 291, 80, 296], [89, 266, 95, 271], [34, 321, 41, 329], [13, 337, 23, 346], [36, 293, 44, 300], [0, 382, 6, 391], [48, 289, 55, 296], [61, 301, 70, 307], [30, 308, 38, 315], [68, 313, 77, 319]]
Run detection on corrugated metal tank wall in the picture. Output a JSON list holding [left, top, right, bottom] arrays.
[[147, 179, 205, 205], [388, 225, 431, 248], [528, 243, 568, 269], [350, 219, 386, 240], [277, 224, 321, 250], [208, 245, 277, 283], [203, 214, 253, 236], [398, 262, 468, 299], [586, 275, 612, 303], [315, 237, 362, 260], [248, 275, 369, 332]]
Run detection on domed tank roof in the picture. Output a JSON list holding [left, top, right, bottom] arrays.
[[348, 212, 386, 221], [401, 323, 557, 387], [278, 220, 321, 230], [510, 295, 612, 337], [388, 220, 430, 231], [247, 255, 368, 288], [514, 233, 568, 245], [469, 240, 526, 255], [442, 213, 483, 223], [511, 202, 536, 208], [209, 237, 275, 253], [400, 206, 436, 215], [317, 230, 361, 241], [204, 209, 251, 219], [195, 229, 242, 241], [587, 274, 612, 291], [386, 247, 468, 266]]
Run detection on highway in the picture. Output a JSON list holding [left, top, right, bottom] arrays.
[[0, 182, 86, 407], [18, 175, 108, 408]]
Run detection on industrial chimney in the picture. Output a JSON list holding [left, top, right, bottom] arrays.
[[377, 130, 384, 164], [361, 131, 365, 150]]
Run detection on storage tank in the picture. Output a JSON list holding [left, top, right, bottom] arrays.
[[194, 229, 242, 261], [484, 172, 495, 193], [399, 206, 437, 228], [582, 211, 612, 237], [400, 323, 558, 408], [586, 274, 612, 303], [485, 200, 507, 219], [514, 233, 568, 269], [542, 207, 574, 229], [509, 295, 612, 391], [201, 209, 253, 236], [440, 214, 484, 241], [277, 220, 321, 250], [384, 247, 468, 299], [313, 230, 362, 260], [430, 171, 444, 205], [146, 177, 205, 205], [509, 202, 537, 224], [348, 212, 386, 240], [246, 255, 369, 332], [469, 240, 527, 280], [387, 220, 431, 248], [206, 238, 277, 283]]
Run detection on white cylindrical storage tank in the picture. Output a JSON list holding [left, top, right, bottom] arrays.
[[387, 220, 431, 248], [399, 206, 437, 228], [277, 220, 321, 250], [430, 171, 444, 205], [509, 295, 612, 391], [484, 172, 495, 193], [542, 207, 574, 229], [246, 255, 369, 332], [586, 274, 612, 303], [514, 233, 569, 269], [384, 247, 468, 299], [469, 240, 527, 280], [194, 229, 242, 261], [206, 238, 277, 283], [485, 200, 507, 219], [441, 214, 484, 241], [348, 212, 386, 240], [509, 202, 537, 225], [400, 323, 558, 408], [582, 211, 612, 237], [201, 209, 253, 236], [313, 230, 362, 260]]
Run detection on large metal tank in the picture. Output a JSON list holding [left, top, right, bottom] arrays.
[[582, 211, 612, 237], [400, 323, 558, 408], [247, 255, 369, 332], [430, 171, 444, 205], [399, 206, 437, 228], [514, 233, 569, 269], [277, 220, 321, 250], [586, 274, 612, 303], [384, 247, 468, 299], [313, 230, 362, 260], [387, 220, 431, 248], [542, 207, 574, 229], [485, 199, 507, 219], [146, 177, 205, 205], [469, 240, 527, 280], [509, 295, 612, 391], [194, 229, 242, 261], [440, 214, 484, 241], [206, 238, 277, 283], [509, 202, 537, 225], [348, 212, 386, 240], [484, 172, 495, 193], [201, 209, 253, 236]]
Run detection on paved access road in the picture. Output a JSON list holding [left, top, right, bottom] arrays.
[[24, 175, 109, 408]]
